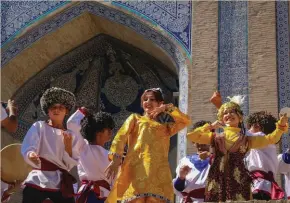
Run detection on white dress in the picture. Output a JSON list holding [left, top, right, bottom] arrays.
[[21, 121, 84, 190], [245, 131, 278, 195], [277, 153, 290, 199], [173, 155, 210, 203]]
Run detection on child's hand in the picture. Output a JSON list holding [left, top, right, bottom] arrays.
[[210, 120, 225, 130], [280, 113, 288, 126], [105, 158, 121, 180], [63, 131, 72, 157], [210, 91, 222, 109], [149, 104, 166, 119], [179, 165, 191, 180], [28, 152, 40, 166]]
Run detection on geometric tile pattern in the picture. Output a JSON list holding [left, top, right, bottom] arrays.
[[218, 1, 249, 117], [112, 1, 192, 55], [1, 2, 185, 69], [1, 1, 70, 47], [276, 1, 290, 153]]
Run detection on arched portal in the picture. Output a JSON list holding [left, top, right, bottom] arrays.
[[1, 1, 191, 177]]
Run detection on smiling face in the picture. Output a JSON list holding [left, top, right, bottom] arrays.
[[222, 108, 241, 127], [142, 91, 163, 114], [47, 104, 68, 122]]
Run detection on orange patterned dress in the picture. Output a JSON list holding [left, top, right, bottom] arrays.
[[106, 107, 190, 202]]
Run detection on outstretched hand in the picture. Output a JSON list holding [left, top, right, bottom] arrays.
[[105, 158, 121, 180], [210, 91, 222, 109], [279, 113, 288, 126]]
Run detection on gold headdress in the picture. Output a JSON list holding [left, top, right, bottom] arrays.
[[217, 95, 245, 121]]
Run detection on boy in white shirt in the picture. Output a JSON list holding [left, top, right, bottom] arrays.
[[21, 87, 83, 203], [67, 109, 115, 203]]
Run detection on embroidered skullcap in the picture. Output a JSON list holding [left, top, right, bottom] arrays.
[[40, 87, 76, 115], [217, 95, 245, 121]]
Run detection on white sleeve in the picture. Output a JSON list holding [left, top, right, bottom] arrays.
[[277, 154, 290, 174], [21, 122, 41, 168], [1, 106, 7, 121], [63, 110, 86, 170], [67, 110, 85, 134]]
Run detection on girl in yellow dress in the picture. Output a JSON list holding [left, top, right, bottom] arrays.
[[105, 88, 191, 203], [187, 95, 289, 202]]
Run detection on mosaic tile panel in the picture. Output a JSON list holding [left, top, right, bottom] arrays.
[[1, 1, 70, 46], [218, 1, 249, 116], [112, 1, 192, 55], [1, 1, 186, 68], [276, 1, 290, 153]]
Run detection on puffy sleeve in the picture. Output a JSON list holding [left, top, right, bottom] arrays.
[[167, 106, 191, 136], [109, 114, 136, 160], [21, 122, 41, 168], [248, 120, 288, 149], [66, 109, 85, 134], [187, 123, 213, 144], [278, 153, 290, 174]]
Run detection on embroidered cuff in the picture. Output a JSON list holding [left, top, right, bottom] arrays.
[[165, 103, 175, 113], [174, 177, 186, 191]]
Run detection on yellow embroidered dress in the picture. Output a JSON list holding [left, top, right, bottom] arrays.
[[106, 107, 190, 202], [187, 121, 288, 202]]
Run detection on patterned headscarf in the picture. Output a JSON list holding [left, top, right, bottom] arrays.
[[40, 87, 76, 115]]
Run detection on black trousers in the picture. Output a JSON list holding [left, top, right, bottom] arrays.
[[252, 191, 271, 201], [22, 186, 75, 203]]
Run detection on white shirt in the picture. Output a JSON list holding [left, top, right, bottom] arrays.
[[173, 156, 210, 203], [277, 154, 290, 198], [21, 121, 83, 190], [245, 131, 278, 194], [67, 110, 113, 197], [1, 106, 7, 121]]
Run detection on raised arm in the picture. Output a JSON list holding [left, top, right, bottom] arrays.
[[166, 104, 191, 136], [248, 115, 288, 149], [187, 123, 213, 144]]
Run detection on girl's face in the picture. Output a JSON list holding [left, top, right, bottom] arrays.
[[142, 92, 163, 114], [48, 104, 68, 122], [222, 108, 241, 127]]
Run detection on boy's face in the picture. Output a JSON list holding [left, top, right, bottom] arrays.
[[195, 143, 210, 152], [96, 128, 113, 144], [48, 104, 68, 121]]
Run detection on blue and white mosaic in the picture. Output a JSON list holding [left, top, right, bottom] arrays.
[[112, 1, 192, 55], [276, 1, 290, 153], [1, 1, 70, 47], [218, 1, 249, 116]]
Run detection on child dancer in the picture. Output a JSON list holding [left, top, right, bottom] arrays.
[[188, 95, 288, 201], [105, 88, 191, 203], [173, 121, 211, 203], [245, 111, 284, 200], [21, 87, 82, 203], [67, 109, 115, 203]]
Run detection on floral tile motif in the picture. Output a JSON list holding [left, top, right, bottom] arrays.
[[218, 1, 249, 116], [111, 1, 192, 55], [1, 1, 70, 46], [276, 1, 290, 153]]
